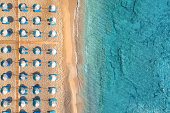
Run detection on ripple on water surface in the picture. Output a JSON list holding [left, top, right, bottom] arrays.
[[83, 0, 169, 113]]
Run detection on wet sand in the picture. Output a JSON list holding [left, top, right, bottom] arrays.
[[62, 0, 85, 113], [62, 0, 79, 113]]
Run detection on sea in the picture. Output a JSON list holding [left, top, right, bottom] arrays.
[[81, 0, 170, 113]]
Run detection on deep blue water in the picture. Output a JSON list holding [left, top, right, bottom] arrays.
[[83, 0, 169, 113]]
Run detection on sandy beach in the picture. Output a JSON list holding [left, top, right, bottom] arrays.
[[0, 0, 81, 112], [62, 0, 85, 113]]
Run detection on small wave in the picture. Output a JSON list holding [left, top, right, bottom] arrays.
[[72, 0, 81, 65]]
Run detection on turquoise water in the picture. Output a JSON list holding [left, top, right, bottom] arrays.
[[83, 0, 169, 113]]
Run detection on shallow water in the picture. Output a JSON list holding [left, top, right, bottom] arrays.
[[83, 0, 169, 113]]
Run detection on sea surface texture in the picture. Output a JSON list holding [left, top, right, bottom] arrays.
[[83, 0, 169, 113]]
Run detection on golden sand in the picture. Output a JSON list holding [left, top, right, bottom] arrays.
[[62, 0, 79, 113], [62, 0, 85, 113], [0, 0, 79, 112]]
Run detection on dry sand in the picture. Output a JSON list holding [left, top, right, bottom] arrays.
[[0, 0, 83, 113]]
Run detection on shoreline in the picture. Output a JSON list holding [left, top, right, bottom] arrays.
[[62, 0, 170, 113], [73, 0, 86, 113], [62, 0, 85, 113], [73, 0, 86, 112]]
